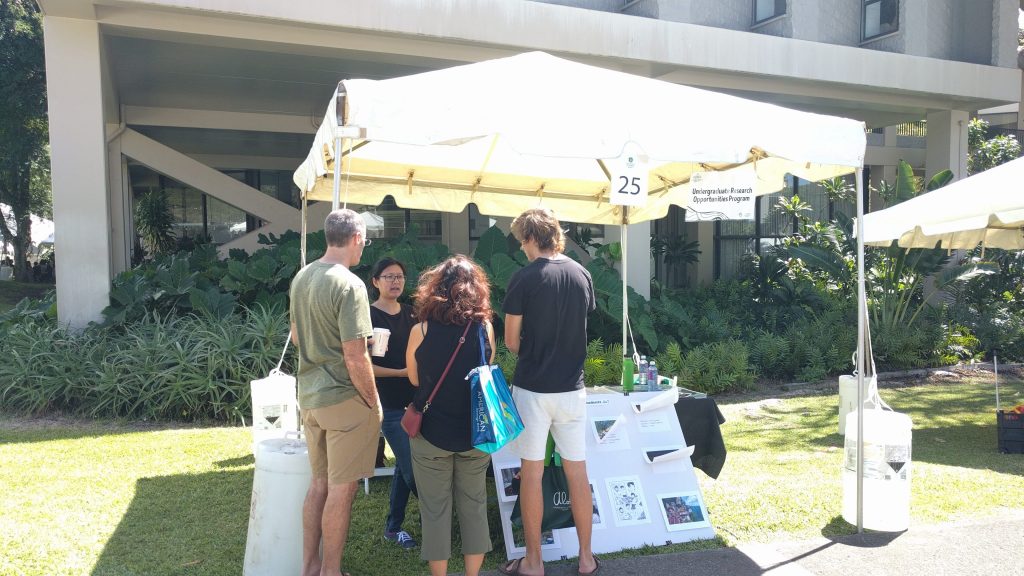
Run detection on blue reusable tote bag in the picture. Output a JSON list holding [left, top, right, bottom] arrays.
[[468, 324, 524, 453]]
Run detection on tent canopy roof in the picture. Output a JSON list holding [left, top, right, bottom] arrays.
[[294, 51, 866, 225], [862, 156, 1024, 250]]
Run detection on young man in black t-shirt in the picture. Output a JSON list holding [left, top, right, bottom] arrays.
[[501, 208, 599, 576]]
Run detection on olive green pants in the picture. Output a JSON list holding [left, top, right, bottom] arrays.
[[409, 435, 493, 561]]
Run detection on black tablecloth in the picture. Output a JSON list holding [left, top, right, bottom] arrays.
[[674, 395, 727, 479]]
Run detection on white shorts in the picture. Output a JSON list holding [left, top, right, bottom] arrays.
[[508, 387, 587, 462]]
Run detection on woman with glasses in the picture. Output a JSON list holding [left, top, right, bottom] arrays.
[[368, 257, 419, 549]]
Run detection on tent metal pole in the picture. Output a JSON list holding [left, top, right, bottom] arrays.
[[332, 135, 342, 211], [301, 192, 308, 268], [855, 168, 866, 533], [333, 83, 345, 212], [621, 208, 628, 358]]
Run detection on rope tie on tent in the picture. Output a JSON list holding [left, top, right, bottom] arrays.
[[407, 171, 415, 195], [535, 184, 546, 200], [625, 313, 640, 367], [593, 189, 606, 207], [656, 175, 678, 196]]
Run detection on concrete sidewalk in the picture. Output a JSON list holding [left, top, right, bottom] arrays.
[[474, 513, 1024, 576]]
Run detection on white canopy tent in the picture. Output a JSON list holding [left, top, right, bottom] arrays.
[[294, 52, 864, 225], [862, 156, 1024, 250], [293, 51, 874, 529]]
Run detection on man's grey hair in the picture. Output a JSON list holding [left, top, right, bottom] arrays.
[[324, 209, 365, 248]]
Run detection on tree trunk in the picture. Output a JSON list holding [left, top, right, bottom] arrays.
[[12, 213, 30, 282]]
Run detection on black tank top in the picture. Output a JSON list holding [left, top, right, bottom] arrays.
[[414, 320, 489, 453]]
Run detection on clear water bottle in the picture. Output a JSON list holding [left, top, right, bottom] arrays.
[[638, 355, 648, 390], [648, 359, 659, 388]]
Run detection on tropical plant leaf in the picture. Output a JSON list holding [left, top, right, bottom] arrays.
[[473, 225, 508, 267], [785, 245, 848, 279], [925, 169, 954, 191], [894, 159, 920, 204], [489, 253, 521, 288], [189, 287, 236, 319]]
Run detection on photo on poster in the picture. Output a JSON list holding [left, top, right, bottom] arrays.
[[590, 415, 630, 450], [591, 414, 624, 443], [641, 445, 694, 465], [589, 482, 606, 529], [507, 519, 560, 553], [605, 475, 651, 527], [656, 492, 710, 531], [497, 465, 522, 503]]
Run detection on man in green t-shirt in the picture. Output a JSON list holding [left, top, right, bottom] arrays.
[[290, 208, 382, 576]]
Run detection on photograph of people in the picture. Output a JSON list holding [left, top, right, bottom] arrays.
[[657, 493, 710, 531], [406, 255, 496, 576], [367, 257, 419, 549]]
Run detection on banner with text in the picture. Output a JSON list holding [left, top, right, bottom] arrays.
[[684, 171, 756, 221]]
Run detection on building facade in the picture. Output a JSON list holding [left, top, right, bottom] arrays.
[[35, 0, 1022, 328]]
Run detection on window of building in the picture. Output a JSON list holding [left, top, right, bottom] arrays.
[[652, 205, 694, 289], [862, 0, 899, 41], [128, 164, 302, 248], [752, 0, 786, 25], [361, 196, 443, 243], [468, 204, 496, 241], [714, 175, 856, 280]]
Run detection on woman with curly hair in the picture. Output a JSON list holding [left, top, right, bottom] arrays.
[[406, 255, 496, 576]]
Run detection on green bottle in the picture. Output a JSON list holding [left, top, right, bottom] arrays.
[[622, 355, 635, 392]]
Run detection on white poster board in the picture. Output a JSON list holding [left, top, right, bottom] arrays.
[[491, 387, 715, 561]]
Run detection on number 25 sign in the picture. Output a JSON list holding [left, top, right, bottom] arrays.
[[609, 142, 649, 207]]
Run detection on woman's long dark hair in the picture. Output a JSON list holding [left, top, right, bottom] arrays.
[[413, 255, 492, 325]]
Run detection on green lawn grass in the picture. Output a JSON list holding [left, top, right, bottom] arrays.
[[0, 280, 51, 313], [2, 376, 1022, 575]]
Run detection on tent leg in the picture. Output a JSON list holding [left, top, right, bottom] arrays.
[[621, 219, 628, 358], [855, 169, 866, 534], [332, 135, 342, 211], [301, 193, 308, 267]]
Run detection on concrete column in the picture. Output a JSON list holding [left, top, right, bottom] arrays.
[[694, 222, 715, 286], [107, 131, 131, 274], [443, 209, 471, 255], [925, 110, 970, 181], [43, 17, 112, 329], [604, 220, 651, 299]]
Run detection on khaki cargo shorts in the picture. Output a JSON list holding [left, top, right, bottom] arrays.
[[303, 396, 382, 485]]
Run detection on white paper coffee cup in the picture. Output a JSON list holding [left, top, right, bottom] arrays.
[[371, 327, 391, 357]]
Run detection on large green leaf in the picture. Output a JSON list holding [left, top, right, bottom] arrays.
[[585, 259, 622, 298], [933, 262, 998, 288], [490, 253, 522, 288], [154, 256, 197, 296], [894, 159, 919, 204], [926, 169, 954, 191], [188, 287, 236, 319], [785, 245, 848, 279], [473, 226, 508, 267], [246, 254, 278, 285]]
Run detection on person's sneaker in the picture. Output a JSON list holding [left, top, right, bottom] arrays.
[[384, 530, 417, 549]]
